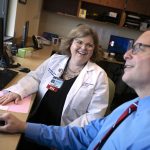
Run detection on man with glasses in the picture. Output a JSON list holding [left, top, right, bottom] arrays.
[[129, 42, 150, 55], [0, 30, 150, 150]]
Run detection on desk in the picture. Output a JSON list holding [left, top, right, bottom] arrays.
[[0, 46, 52, 150], [98, 55, 124, 65]]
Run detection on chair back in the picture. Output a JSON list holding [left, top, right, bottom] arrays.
[[105, 77, 115, 115]]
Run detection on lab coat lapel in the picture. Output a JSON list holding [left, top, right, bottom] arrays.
[[62, 61, 94, 114], [53, 57, 69, 77]]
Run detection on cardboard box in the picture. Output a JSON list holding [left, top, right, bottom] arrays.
[[16, 47, 34, 58]]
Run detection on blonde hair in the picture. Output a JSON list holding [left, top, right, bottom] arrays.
[[59, 24, 101, 62]]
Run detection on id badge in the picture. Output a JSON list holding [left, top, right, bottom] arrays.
[[47, 77, 64, 92]]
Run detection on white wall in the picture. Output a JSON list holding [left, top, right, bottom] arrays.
[[39, 11, 142, 49], [6, 0, 17, 37]]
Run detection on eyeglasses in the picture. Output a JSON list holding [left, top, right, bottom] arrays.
[[129, 43, 150, 55], [73, 38, 94, 50]]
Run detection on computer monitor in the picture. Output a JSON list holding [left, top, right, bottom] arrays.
[[0, 17, 10, 67], [0, 18, 18, 68], [108, 35, 134, 54], [107, 35, 134, 61]]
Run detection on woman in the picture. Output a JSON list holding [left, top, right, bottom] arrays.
[[0, 24, 109, 127]]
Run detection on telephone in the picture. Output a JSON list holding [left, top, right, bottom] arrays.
[[32, 35, 51, 50]]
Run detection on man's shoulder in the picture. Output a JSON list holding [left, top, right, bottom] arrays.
[[112, 98, 139, 113]]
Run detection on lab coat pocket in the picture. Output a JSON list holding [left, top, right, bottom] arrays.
[[72, 83, 95, 114]]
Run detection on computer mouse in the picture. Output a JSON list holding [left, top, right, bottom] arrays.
[[19, 67, 30, 73]]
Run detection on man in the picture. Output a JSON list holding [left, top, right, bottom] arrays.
[[0, 30, 150, 150]]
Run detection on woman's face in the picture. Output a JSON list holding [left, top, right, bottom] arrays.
[[122, 31, 150, 90], [70, 35, 95, 65]]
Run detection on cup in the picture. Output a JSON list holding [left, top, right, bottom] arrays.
[[109, 53, 115, 59], [52, 37, 59, 45]]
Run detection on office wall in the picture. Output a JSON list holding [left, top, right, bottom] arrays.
[[7, 0, 43, 38], [6, 0, 17, 37], [15, 0, 43, 38], [39, 11, 142, 49]]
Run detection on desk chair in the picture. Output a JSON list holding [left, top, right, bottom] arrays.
[[105, 77, 115, 116]]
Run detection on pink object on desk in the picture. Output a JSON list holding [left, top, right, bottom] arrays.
[[0, 91, 32, 113]]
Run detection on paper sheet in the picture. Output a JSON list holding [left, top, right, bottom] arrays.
[[0, 91, 32, 113]]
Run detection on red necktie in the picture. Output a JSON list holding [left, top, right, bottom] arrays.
[[94, 101, 138, 150]]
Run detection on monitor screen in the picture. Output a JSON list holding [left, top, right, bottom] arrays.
[[107, 35, 134, 55], [0, 17, 14, 68]]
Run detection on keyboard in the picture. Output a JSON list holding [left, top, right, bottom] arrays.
[[0, 69, 18, 90]]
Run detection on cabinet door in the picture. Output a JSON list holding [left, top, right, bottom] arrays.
[[82, 0, 125, 9], [43, 0, 79, 16], [126, 0, 150, 16], [81, 0, 100, 5]]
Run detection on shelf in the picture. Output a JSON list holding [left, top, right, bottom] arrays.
[[79, 0, 150, 31], [80, 1, 122, 25], [123, 11, 150, 31]]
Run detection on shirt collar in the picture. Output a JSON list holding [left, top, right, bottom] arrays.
[[137, 96, 150, 112]]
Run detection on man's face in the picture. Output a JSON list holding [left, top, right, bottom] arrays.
[[122, 31, 150, 90]]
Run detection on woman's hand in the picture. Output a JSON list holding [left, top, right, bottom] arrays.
[[0, 92, 21, 105], [0, 113, 26, 133]]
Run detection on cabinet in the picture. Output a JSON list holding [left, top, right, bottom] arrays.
[[42, 0, 79, 16], [126, 0, 150, 16], [81, 0, 150, 16], [82, 0, 125, 10], [78, 0, 150, 31], [123, 11, 150, 31], [79, 1, 122, 24], [42, 0, 150, 31]]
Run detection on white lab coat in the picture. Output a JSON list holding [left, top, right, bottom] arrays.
[[6, 54, 109, 127]]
